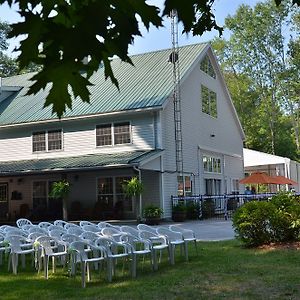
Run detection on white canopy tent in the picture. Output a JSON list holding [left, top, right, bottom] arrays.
[[243, 148, 300, 192]]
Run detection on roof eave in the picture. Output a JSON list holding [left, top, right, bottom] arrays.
[[0, 106, 163, 129]]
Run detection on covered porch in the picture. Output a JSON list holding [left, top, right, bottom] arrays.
[[0, 150, 163, 222]]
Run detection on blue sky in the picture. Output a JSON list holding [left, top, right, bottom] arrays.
[[0, 0, 261, 57]]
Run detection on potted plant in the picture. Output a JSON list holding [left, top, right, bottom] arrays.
[[143, 204, 163, 225], [49, 180, 71, 221], [172, 202, 187, 222], [123, 177, 144, 222]]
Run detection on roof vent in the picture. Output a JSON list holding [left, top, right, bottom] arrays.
[[168, 51, 178, 63]]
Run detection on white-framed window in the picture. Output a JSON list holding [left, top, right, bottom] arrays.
[[96, 124, 112, 146], [48, 130, 62, 151], [200, 54, 216, 79], [97, 176, 132, 212], [201, 85, 217, 118], [205, 178, 221, 195], [232, 179, 240, 193], [32, 131, 46, 152], [177, 175, 192, 196], [96, 122, 131, 147], [32, 130, 63, 152], [114, 122, 131, 145], [203, 155, 222, 174]]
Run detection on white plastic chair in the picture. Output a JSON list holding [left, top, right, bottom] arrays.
[[64, 223, 80, 230], [157, 227, 187, 264], [16, 218, 33, 229], [95, 236, 131, 282], [120, 233, 152, 277], [82, 225, 101, 234], [137, 224, 158, 235], [169, 225, 198, 255], [79, 221, 97, 228], [69, 241, 106, 288], [36, 236, 68, 279], [0, 233, 9, 266], [28, 226, 48, 236], [38, 222, 53, 230], [138, 230, 169, 271], [101, 227, 122, 241], [67, 227, 84, 236], [54, 220, 69, 228], [120, 226, 140, 239], [6, 235, 34, 274]]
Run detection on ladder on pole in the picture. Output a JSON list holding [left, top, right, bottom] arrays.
[[170, 10, 184, 192]]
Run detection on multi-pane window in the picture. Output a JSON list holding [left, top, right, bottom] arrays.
[[203, 156, 222, 174], [97, 177, 114, 209], [32, 130, 62, 152], [32, 181, 47, 210], [232, 179, 239, 193], [97, 176, 133, 212], [32, 132, 46, 152], [200, 55, 216, 79], [114, 122, 131, 145], [0, 183, 8, 202], [96, 122, 131, 147], [96, 124, 112, 146], [177, 176, 192, 196], [115, 177, 132, 211], [48, 130, 62, 151], [201, 85, 217, 118]]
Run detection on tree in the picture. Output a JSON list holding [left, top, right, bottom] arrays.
[[49, 180, 71, 221], [212, 0, 300, 158], [0, 0, 298, 117], [123, 177, 144, 221]]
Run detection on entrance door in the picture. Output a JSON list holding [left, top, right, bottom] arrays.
[[0, 183, 8, 219]]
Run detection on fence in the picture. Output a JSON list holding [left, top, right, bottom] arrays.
[[171, 193, 279, 220]]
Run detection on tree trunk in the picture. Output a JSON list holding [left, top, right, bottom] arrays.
[[62, 197, 68, 221]]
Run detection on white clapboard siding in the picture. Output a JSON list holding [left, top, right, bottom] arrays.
[[0, 113, 155, 162]]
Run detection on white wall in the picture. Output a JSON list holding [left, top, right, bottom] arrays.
[[0, 112, 155, 162], [161, 48, 244, 213]]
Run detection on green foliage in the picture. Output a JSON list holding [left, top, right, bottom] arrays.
[[0, 0, 236, 118], [142, 204, 163, 218], [122, 177, 143, 197], [186, 202, 200, 219], [233, 201, 276, 246], [172, 202, 187, 213], [233, 192, 300, 246], [201, 199, 215, 219], [212, 0, 300, 158], [49, 180, 71, 199]]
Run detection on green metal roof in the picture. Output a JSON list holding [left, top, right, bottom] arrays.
[[0, 43, 207, 126], [0, 150, 163, 175]]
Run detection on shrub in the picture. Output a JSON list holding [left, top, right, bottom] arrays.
[[232, 201, 276, 247], [186, 202, 200, 219], [233, 192, 300, 247], [201, 199, 215, 219], [269, 192, 300, 242]]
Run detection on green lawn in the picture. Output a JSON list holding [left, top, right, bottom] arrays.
[[1, 240, 300, 300]]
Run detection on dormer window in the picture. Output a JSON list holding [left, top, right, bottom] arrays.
[[200, 54, 216, 79]]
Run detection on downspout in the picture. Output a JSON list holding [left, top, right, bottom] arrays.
[[133, 166, 142, 219]]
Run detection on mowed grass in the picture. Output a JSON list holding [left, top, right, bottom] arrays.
[[1, 240, 300, 300]]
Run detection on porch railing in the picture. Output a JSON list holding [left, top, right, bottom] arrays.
[[171, 193, 294, 220]]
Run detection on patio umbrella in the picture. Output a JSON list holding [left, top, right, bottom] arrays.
[[271, 175, 298, 186], [239, 172, 277, 184]]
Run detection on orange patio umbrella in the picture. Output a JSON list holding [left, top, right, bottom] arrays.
[[271, 175, 298, 186], [239, 172, 278, 184]]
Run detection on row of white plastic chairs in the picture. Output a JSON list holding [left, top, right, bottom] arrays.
[[0, 218, 198, 288]]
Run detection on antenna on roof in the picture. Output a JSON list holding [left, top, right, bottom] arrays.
[[170, 9, 184, 195]]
